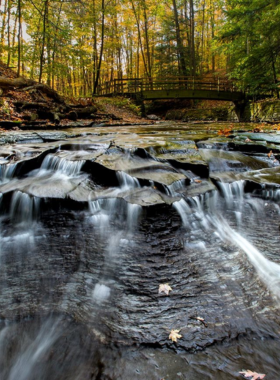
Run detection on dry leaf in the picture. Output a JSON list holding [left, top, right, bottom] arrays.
[[159, 283, 172, 295], [218, 127, 232, 136], [194, 179, 202, 183], [268, 150, 273, 158], [194, 316, 208, 327], [253, 127, 263, 133], [169, 329, 182, 342], [239, 369, 266, 379], [196, 317, 204, 322]]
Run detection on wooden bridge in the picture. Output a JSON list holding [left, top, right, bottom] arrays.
[[96, 77, 245, 102]]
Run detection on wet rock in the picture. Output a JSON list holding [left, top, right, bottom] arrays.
[[0, 120, 22, 129], [147, 114, 160, 120], [1, 122, 280, 380], [200, 149, 270, 173]]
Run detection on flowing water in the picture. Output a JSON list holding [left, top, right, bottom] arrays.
[[0, 122, 280, 379]]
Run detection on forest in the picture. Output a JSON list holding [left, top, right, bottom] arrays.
[[0, 0, 279, 98]]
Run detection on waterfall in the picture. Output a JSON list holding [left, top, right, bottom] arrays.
[[116, 170, 140, 190], [0, 163, 17, 184], [174, 182, 280, 301], [10, 191, 41, 224], [41, 154, 85, 176], [165, 179, 186, 196]]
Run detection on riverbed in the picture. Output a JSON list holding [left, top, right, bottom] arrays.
[[0, 122, 280, 379]]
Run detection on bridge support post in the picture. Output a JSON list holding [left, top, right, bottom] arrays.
[[233, 99, 250, 122], [135, 94, 146, 117]]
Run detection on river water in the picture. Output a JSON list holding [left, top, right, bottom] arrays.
[[0, 122, 280, 379]]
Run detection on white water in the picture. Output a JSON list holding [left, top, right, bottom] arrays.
[[10, 191, 40, 224], [0, 163, 17, 184], [116, 170, 140, 190], [41, 153, 85, 176], [5, 319, 61, 380], [174, 181, 280, 301]]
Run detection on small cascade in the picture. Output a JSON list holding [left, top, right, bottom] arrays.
[[10, 191, 40, 224], [89, 197, 142, 234], [165, 179, 186, 196], [216, 180, 245, 206], [174, 180, 280, 301], [116, 171, 140, 190], [0, 163, 17, 184], [211, 215, 280, 301], [89, 198, 113, 233], [41, 153, 85, 176], [126, 202, 141, 232], [257, 187, 280, 201], [173, 198, 192, 228]]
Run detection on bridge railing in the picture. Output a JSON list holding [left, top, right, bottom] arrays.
[[96, 77, 237, 96]]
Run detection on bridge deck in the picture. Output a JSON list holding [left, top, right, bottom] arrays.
[[96, 77, 244, 102]]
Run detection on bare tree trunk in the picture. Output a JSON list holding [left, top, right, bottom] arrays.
[[131, 0, 150, 78], [200, 0, 206, 75], [0, 0, 8, 58], [17, 0, 22, 76], [172, 0, 188, 76], [141, 0, 152, 78], [93, 0, 105, 94], [189, 0, 195, 76], [39, 0, 48, 83], [6, 0, 11, 66], [210, 0, 215, 73]]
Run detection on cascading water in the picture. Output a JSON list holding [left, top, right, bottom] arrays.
[[0, 163, 17, 184], [41, 153, 86, 176], [174, 181, 280, 301], [10, 191, 41, 224]]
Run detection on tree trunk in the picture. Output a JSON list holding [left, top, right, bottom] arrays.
[[17, 0, 22, 77], [189, 0, 195, 76], [6, 0, 11, 67], [0, 0, 8, 58], [131, 0, 150, 79], [172, 0, 188, 77], [39, 0, 48, 83], [93, 0, 105, 94]]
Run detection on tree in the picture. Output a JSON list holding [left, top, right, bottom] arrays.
[[217, 0, 280, 96]]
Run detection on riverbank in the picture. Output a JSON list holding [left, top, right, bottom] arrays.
[[146, 98, 280, 123], [0, 61, 153, 131]]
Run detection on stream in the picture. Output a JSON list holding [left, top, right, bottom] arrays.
[[0, 121, 280, 379]]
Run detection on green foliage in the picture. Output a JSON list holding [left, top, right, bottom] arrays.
[[96, 97, 141, 116], [216, 0, 280, 96]]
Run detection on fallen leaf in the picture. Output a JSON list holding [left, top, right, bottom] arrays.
[[194, 179, 202, 183], [268, 150, 273, 158], [169, 329, 182, 342], [239, 369, 266, 379], [193, 316, 208, 327], [218, 127, 232, 136], [159, 283, 172, 295], [253, 127, 263, 133]]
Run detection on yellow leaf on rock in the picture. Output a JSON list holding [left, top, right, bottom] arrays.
[[169, 329, 182, 342], [159, 283, 172, 295], [239, 369, 266, 379]]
